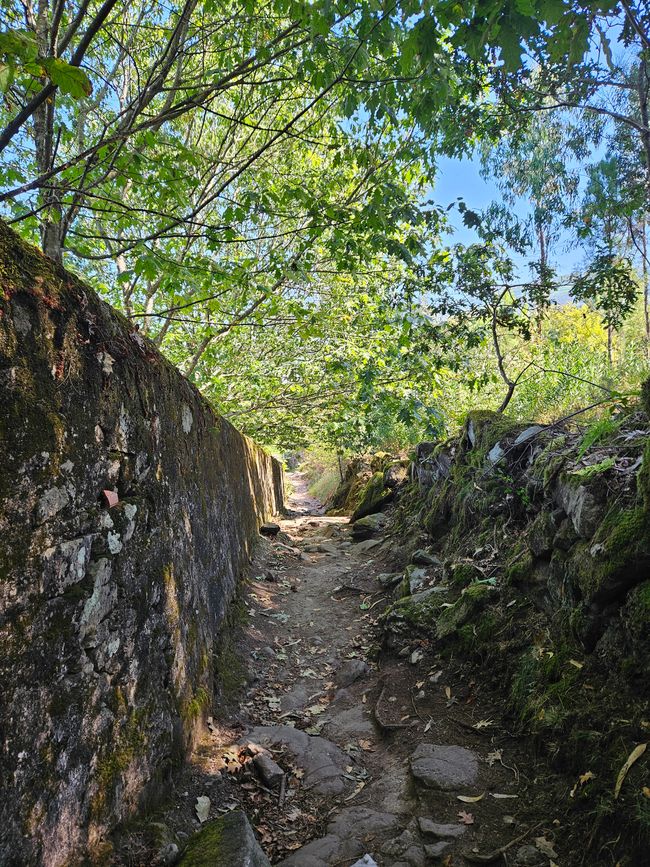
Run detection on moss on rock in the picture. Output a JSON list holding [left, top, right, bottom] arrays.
[[572, 506, 650, 604], [436, 582, 492, 639], [462, 410, 522, 458], [351, 471, 393, 521], [448, 561, 484, 588], [178, 811, 270, 867]]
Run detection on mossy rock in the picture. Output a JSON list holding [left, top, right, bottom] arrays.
[[526, 510, 557, 558], [461, 410, 523, 458], [351, 471, 393, 521], [505, 549, 534, 585], [436, 583, 493, 639], [397, 564, 428, 597], [385, 591, 448, 633], [178, 811, 270, 866], [570, 506, 650, 606], [448, 561, 484, 588], [528, 435, 569, 491], [370, 451, 392, 472]]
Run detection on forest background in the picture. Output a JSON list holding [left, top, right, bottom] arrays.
[[2, 0, 650, 482]]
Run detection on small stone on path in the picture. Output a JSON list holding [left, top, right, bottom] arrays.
[[351, 512, 387, 539], [353, 538, 382, 552], [260, 522, 281, 536], [411, 549, 441, 567], [417, 817, 467, 838], [335, 658, 369, 688], [253, 752, 284, 789], [241, 725, 349, 795], [410, 743, 479, 790], [424, 840, 453, 859]]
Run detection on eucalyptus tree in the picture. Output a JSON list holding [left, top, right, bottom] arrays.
[[572, 156, 639, 361], [481, 110, 580, 314]]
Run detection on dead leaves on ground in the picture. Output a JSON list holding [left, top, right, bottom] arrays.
[[569, 770, 596, 798], [534, 836, 558, 859], [194, 795, 210, 823], [614, 742, 647, 799]]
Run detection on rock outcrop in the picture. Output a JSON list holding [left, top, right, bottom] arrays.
[[380, 404, 650, 856], [0, 221, 283, 866]]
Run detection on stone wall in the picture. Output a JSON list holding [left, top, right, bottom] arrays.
[[0, 222, 283, 866]]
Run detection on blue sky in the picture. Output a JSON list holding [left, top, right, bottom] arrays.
[[433, 152, 585, 278]]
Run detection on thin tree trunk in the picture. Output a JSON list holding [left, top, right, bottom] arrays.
[[31, 0, 64, 261], [641, 214, 650, 359], [491, 300, 516, 413], [536, 223, 547, 336], [637, 53, 650, 327], [607, 325, 613, 365]]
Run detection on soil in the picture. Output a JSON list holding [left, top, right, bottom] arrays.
[[115, 473, 596, 867]]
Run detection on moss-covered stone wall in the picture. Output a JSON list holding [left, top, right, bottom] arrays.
[[0, 221, 283, 866], [382, 405, 650, 859]]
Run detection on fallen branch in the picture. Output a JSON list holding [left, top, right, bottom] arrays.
[[331, 584, 365, 597], [462, 820, 545, 864]]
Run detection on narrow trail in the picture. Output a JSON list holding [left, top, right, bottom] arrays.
[[125, 473, 568, 866]]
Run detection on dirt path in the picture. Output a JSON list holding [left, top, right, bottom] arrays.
[[120, 474, 572, 866]]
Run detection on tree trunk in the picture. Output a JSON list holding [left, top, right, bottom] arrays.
[[607, 325, 613, 365], [33, 1, 64, 262], [536, 223, 547, 336], [637, 53, 650, 332], [641, 215, 650, 359]]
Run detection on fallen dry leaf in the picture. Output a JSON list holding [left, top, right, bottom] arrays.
[[344, 781, 366, 801], [570, 770, 596, 798], [445, 686, 452, 699], [485, 749, 503, 767], [457, 793, 485, 803], [195, 795, 210, 823], [614, 743, 647, 799], [535, 836, 558, 858], [642, 786, 650, 799], [307, 704, 326, 715], [358, 738, 375, 752], [457, 810, 474, 825]]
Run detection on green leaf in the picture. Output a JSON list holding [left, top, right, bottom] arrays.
[[514, 0, 536, 15], [0, 61, 14, 92], [41, 57, 92, 98], [0, 30, 39, 63], [499, 26, 523, 71]]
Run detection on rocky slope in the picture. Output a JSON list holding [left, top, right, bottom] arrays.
[[371, 398, 650, 861]]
